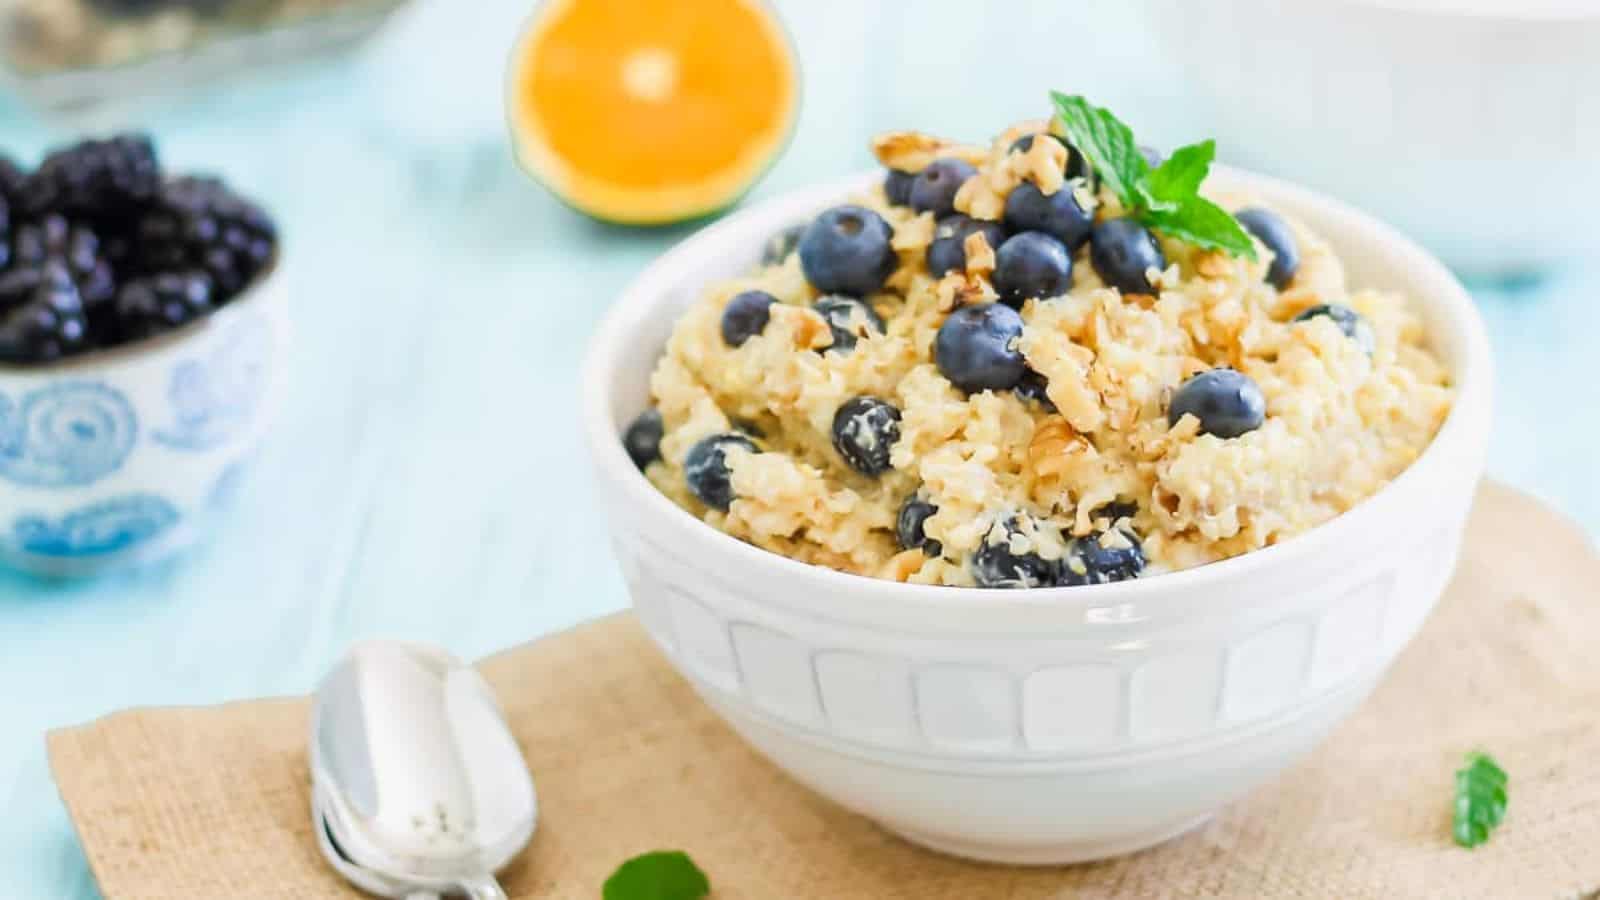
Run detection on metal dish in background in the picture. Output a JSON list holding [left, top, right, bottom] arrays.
[[0, 0, 412, 113]]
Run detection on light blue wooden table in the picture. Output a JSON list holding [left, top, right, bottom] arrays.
[[1, 1, 1595, 895]]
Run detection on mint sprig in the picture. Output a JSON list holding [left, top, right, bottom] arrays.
[[603, 850, 710, 900], [1049, 92, 1258, 262], [1453, 752, 1508, 849], [1048, 92, 1151, 214]]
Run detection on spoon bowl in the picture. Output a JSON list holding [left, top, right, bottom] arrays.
[[310, 640, 536, 898]]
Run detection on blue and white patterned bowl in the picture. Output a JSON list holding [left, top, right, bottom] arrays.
[[0, 270, 288, 577]]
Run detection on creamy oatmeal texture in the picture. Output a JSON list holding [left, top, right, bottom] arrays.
[[634, 117, 1453, 587]]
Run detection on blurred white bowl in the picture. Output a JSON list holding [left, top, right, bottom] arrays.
[[1139, 0, 1600, 275], [580, 167, 1493, 864], [0, 272, 287, 577]]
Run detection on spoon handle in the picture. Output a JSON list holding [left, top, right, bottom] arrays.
[[456, 876, 509, 900], [402, 893, 440, 900]]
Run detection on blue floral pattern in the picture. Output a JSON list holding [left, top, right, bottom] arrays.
[[0, 382, 139, 488], [207, 460, 250, 509], [155, 316, 272, 451], [13, 494, 180, 558]]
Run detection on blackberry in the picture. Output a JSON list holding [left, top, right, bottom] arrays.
[[0, 156, 17, 271], [112, 271, 216, 341], [136, 176, 277, 298], [19, 134, 161, 219], [9, 214, 117, 313], [0, 264, 88, 364], [0, 153, 25, 207]]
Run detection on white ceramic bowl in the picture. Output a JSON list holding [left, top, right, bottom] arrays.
[[581, 168, 1493, 864], [0, 272, 288, 577], [1137, 0, 1600, 275]]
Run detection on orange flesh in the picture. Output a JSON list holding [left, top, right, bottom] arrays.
[[515, 0, 794, 193]]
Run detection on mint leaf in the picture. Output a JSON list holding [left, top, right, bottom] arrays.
[[1049, 91, 1149, 210], [1142, 139, 1257, 261], [603, 850, 710, 900], [1144, 140, 1215, 207], [1453, 752, 1508, 849], [1049, 92, 1259, 262], [1146, 196, 1258, 261]]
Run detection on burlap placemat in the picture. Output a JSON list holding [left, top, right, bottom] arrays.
[[48, 482, 1600, 899]]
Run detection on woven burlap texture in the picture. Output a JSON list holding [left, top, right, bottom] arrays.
[[47, 482, 1600, 899]]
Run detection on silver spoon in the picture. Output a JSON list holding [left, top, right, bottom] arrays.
[[310, 640, 537, 899]]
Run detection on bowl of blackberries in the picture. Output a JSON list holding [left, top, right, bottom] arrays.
[[0, 132, 285, 577]]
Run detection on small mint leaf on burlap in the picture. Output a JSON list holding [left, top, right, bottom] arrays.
[[603, 850, 711, 900], [1453, 751, 1508, 849]]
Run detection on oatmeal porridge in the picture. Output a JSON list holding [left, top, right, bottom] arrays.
[[621, 97, 1454, 588]]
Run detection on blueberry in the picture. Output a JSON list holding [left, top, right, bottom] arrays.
[[761, 223, 805, 266], [994, 231, 1073, 307], [908, 158, 977, 218], [972, 515, 1060, 589], [1139, 145, 1164, 168], [1013, 369, 1057, 413], [1091, 499, 1139, 523], [1293, 303, 1375, 355], [897, 495, 942, 557], [684, 432, 759, 511], [622, 408, 664, 469], [1235, 207, 1300, 290], [934, 302, 1026, 392], [925, 214, 1007, 277], [883, 169, 914, 206], [1003, 182, 1092, 251], [798, 205, 898, 296], [732, 417, 766, 439], [813, 295, 884, 355], [1090, 218, 1165, 296], [1168, 368, 1266, 438], [831, 396, 901, 477], [1059, 529, 1146, 586], [721, 290, 778, 347], [1009, 133, 1093, 182]]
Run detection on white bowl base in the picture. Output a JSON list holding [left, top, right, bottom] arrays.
[[884, 814, 1213, 866]]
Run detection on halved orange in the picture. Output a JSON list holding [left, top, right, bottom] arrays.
[[506, 0, 799, 225]]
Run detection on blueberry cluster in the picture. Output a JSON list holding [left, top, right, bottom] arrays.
[[881, 133, 1173, 308], [617, 126, 1381, 588], [0, 134, 278, 365], [973, 515, 1146, 588]]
